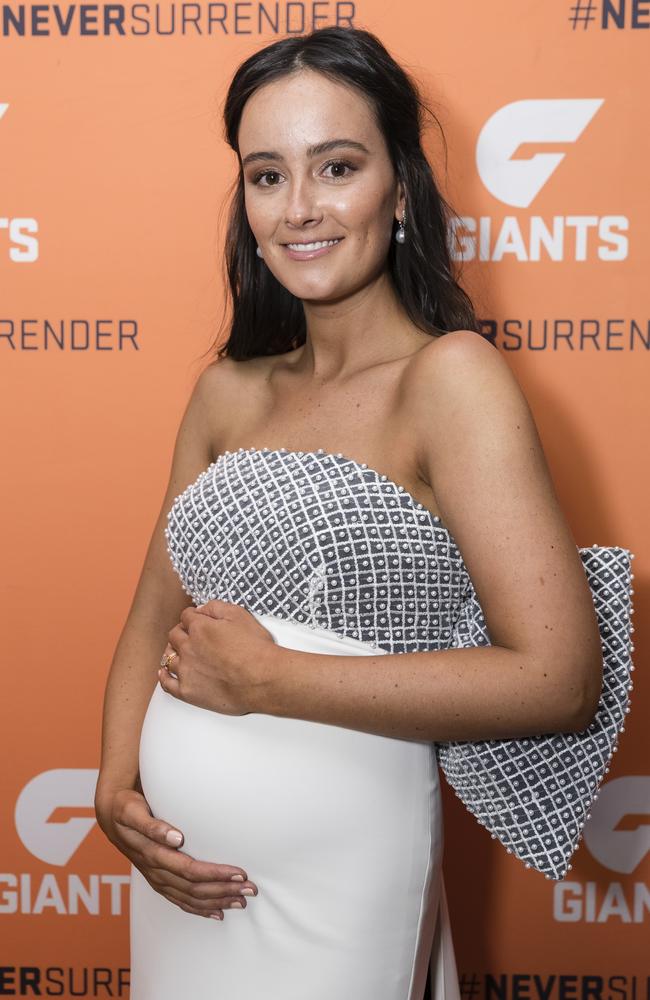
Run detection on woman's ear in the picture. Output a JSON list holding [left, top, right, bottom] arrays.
[[394, 180, 406, 223]]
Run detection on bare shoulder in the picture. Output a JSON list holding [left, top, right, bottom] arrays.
[[406, 328, 549, 534], [191, 353, 271, 447], [407, 329, 517, 415], [193, 354, 251, 401], [404, 329, 535, 479]]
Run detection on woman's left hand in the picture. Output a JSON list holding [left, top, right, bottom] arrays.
[[158, 600, 279, 715]]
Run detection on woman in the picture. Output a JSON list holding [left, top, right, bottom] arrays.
[[95, 25, 603, 1000]]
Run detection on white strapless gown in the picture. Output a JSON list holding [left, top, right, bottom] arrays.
[[130, 612, 460, 1000]]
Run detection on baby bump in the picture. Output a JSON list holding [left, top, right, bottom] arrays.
[[138, 614, 442, 888]]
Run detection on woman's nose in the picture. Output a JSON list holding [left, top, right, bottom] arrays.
[[283, 177, 323, 227]]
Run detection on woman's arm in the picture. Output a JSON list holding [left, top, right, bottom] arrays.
[[95, 370, 213, 803], [95, 361, 259, 918], [95, 588, 191, 803], [253, 331, 604, 741]]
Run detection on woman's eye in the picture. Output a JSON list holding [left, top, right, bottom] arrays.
[[251, 159, 356, 187], [322, 159, 356, 180], [252, 169, 283, 187]]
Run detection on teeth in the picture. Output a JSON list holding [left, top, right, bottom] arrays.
[[286, 239, 341, 251]]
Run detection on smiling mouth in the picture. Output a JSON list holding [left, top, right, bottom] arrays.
[[283, 238, 343, 251]]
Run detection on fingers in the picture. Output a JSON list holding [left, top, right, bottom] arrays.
[[180, 605, 204, 629], [113, 790, 258, 918], [148, 870, 255, 916], [115, 790, 254, 881], [138, 848, 258, 919], [174, 599, 240, 644], [149, 866, 256, 901], [158, 665, 181, 697], [122, 823, 257, 899], [116, 790, 184, 847], [162, 883, 227, 920], [160, 644, 179, 671], [147, 812, 184, 847], [178, 602, 229, 628], [188, 599, 238, 622]]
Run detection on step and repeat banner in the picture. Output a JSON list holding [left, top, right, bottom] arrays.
[[1, 1, 647, 995]]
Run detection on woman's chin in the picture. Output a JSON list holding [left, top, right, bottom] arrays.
[[281, 278, 352, 304]]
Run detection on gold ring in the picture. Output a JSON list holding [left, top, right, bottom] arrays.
[[160, 650, 179, 669]]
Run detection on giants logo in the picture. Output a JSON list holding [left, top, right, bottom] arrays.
[[3, 769, 129, 916], [554, 776, 650, 924], [583, 775, 650, 873], [476, 98, 603, 208], [15, 768, 99, 866], [455, 98, 628, 262]]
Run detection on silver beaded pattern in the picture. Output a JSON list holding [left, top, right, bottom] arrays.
[[439, 544, 635, 881], [164, 447, 472, 654], [164, 446, 636, 883]]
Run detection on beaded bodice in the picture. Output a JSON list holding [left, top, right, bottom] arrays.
[[164, 447, 487, 655]]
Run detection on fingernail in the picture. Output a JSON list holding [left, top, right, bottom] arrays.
[[241, 888, 255, 896], [230, 874, 244, 881], [166, 830, 183, 846], [231, 900, 244, 908], [210, 912, 224, 920]]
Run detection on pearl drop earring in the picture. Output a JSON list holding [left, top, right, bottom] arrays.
[[395, 210, 406, 244], [256, 245, 264, 258]]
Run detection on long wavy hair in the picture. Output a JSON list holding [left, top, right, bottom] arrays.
[[203, 25, 480, 363]]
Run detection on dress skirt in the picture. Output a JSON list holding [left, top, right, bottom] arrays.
[[130, 611, 460, 1000]]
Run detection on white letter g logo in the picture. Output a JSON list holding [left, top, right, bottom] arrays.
[[476, 98, 604, 208], [15, 768, 99, 866]]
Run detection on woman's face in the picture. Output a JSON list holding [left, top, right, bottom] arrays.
[[237, 68, 404, 303]]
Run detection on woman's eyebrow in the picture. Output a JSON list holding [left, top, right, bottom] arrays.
[[241, 138, 371, 168]]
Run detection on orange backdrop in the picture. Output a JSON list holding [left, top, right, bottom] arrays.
[[1, 1, 647, 993]]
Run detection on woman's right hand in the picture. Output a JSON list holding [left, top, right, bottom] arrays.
[[95, 787, 258, 920]]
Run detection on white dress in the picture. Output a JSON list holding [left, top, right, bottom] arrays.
[[130, 448, 466, 999]]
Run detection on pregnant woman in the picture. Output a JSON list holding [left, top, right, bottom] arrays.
[[94, 25, 603, 1000]]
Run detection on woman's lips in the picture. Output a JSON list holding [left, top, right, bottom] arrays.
[[281, 238, 344, 261]]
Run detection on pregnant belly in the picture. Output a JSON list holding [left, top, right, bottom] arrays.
[[138, 612, 440, 883]]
